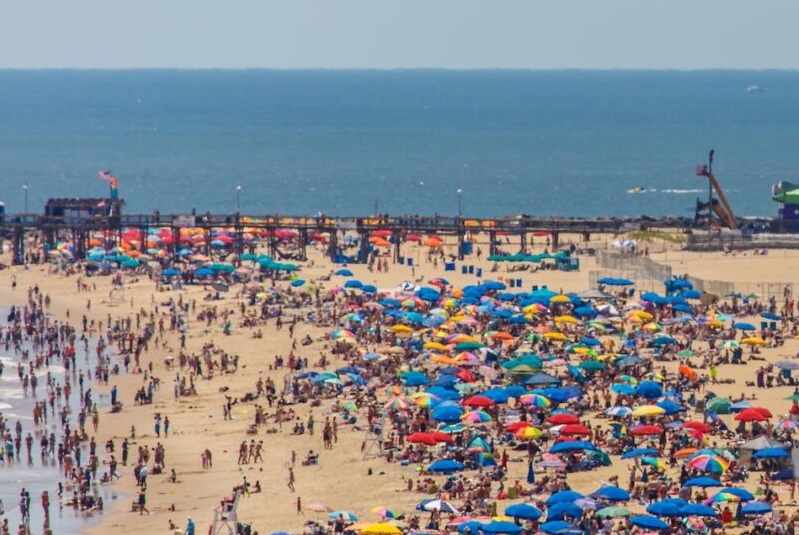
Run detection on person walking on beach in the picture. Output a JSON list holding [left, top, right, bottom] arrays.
[[185, 516, 195, 535], [296, 496, 302, 515], [137, 489, 149, 515], [288, 466, 296, 492]]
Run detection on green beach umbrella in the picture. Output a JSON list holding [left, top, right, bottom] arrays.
[[596, 506, 631, 518]]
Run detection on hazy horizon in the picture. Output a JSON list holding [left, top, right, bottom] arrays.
[[1, 1, 798, 70]]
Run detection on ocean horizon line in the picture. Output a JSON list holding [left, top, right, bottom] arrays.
[[0, 67, 798, 73]]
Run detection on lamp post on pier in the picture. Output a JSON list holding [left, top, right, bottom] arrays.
[[23, 184, 29, 213]]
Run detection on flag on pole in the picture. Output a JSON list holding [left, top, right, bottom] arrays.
[[98, 171, 114, 181]]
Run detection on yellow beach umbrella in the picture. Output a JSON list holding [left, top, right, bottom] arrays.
[[555, 315, 579, 324], [550, 295, 571, 304], [543, 332, 568, 341], [632, 405, 666, 417], [424, 342, 448, 351], [360, 524, 402, 535], [741, 337, 767, 346], [634, 310, 654, 320], [391, 325, 413, 333]]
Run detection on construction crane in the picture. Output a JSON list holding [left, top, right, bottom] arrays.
[[695, 150, 738, 230]]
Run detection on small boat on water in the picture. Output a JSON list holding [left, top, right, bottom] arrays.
[[627, 187, 646, 194], [746, 85, 764, 94]]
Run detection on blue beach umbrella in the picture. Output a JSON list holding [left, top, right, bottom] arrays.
[[621, 448, 658, 459], [682, 477, 723, 488], [545, 490, 584, 506], [505, 503, 542, 521], [546, 503, 582, 521], [427, 459, 464, 473], [646, 498, 688, 517], [753, 447, 789, 459], [592, 486, 630, 502], [741, 501, 773, 515], [481, 521, 522, 534], [629, 515, 669, 531], [679, 504, 718, 517], [539, 521, 580, 535]]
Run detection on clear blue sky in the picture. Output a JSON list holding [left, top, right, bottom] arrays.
[[1, 0, 797, 69]]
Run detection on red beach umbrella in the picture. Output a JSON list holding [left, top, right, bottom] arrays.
[[629, 425, 665, 436], [559, 424, 592, 436], [548, 413, 580, 425]]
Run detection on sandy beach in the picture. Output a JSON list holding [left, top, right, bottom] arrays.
[[0, 233, 797, 535]]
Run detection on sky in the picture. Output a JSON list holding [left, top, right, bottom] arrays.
[[0, 1, 797, 69]]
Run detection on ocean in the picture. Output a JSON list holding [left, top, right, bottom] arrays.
[[1, 69, 799, 219]]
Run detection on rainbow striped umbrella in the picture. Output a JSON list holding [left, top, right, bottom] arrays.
[[384, 396, 411, 411], [331, 329, 355, 339], [370, 506, 398, 519], [410, 392, 441, 407], [519, 393, 552, 408], [461, 410, 493, 423], [640, 457, 667, 471], [688, 454, 730, 474]]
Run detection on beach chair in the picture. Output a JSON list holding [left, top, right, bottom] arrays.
[[461, 266, 468, 274], [476, 268, 482, 277]]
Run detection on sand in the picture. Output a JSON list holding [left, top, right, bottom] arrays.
[[0, 235, 796, 535]]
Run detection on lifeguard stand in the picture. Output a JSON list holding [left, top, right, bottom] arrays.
[[211, 489, 241, 535], [361, 414, 386, 460]]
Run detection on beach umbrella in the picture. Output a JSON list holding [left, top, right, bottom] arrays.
[[631, 405, 665, 418], [735, 408, 769, 422], [360, 524, 402, 535], [463, 395, 495, 408], [334, 268, 353, 276], [545, 490, 584, 506], [761, 312, 782, 321], [595, 506, 631, 518], [592, 486, 630, 502], [456, 520, 490, 534], [418, 499, 460, 514], [432, 404, 464, 423], [629, 425, 664, 436], [682, 421, 711, 433], [679, 504, 719, 517], [330, 511, 358, 521], [461, 410, 492, 423], [539, 521, 579, 535], [656, 400, 684, 415], [682, 477, 723, 488], [546, 502, 582, 521], [407, 432, 438, 446], [646, 498, 688, 517], [688, 454, 730, 473], [705, 397, 732, 414], [640, 457, 667, 471], [427, 459, 464, 473], [753, 447, 789, 459], [741, 337, 767, 347], [635, 381, 663, 399], [732, 322, 756, 331], [548, 413, 580, 425], [621, 448, 658, 459], [559, 424, 591, 436], [504, 503, 542, 521], [370, 506, 398, 519], [741, 501, 773, 515], [514, 427, 543, 440], [549, 441, 597, 454], [610, 383, 635, 395], [711, 487, 754, 502], [290, 279, 306, 287], [606, 406, 632, 417], [629, 515, 669, 531], [481, 521, 522, 534], [519, 393, 551, 408]]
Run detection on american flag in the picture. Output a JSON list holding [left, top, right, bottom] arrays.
[[98, 171, 114, 180]]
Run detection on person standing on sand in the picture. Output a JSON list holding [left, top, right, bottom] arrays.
[[288, 466, 295, 492], [137, 489, 149, 515], [296, 497, 302, 515], [185, 516, 195, 535]]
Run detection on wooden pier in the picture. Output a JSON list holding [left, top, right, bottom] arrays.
[[0, 200, 692, 265]]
